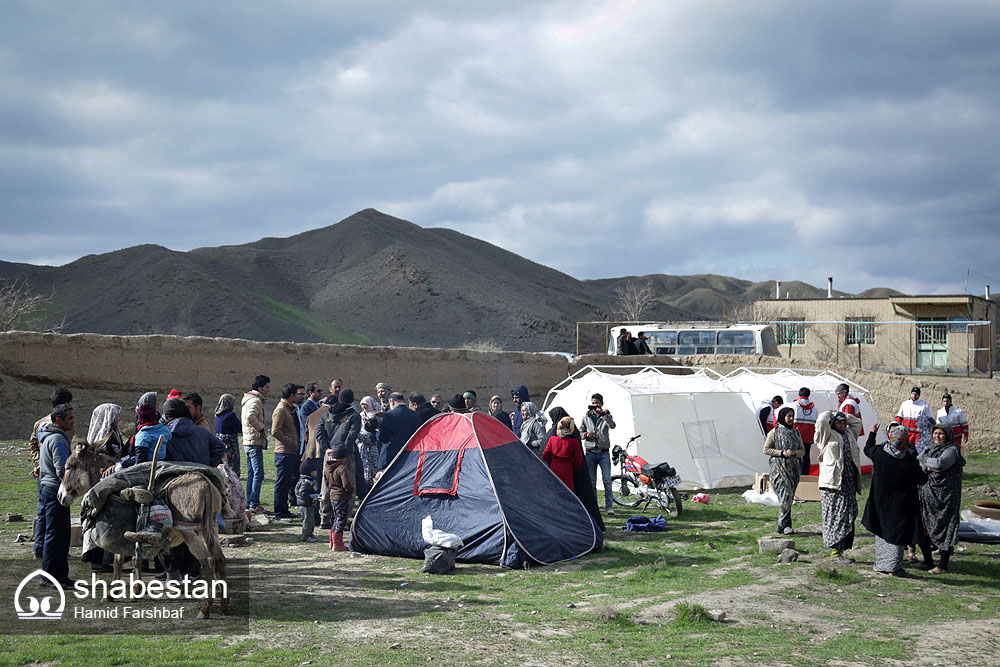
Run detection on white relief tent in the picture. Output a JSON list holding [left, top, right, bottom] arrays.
[[541, 366, 769, 490], [720, 367, 886, 470]]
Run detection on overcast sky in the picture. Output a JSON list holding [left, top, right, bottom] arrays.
[[2, 1, 998, 295]]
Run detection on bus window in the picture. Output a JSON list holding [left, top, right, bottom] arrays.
[[717, 330, 755, 355], [678, 331, 715, 355], [649, 332, 677, 347]]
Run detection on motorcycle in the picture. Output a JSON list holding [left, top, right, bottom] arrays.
[[610, 434, 684, 517]]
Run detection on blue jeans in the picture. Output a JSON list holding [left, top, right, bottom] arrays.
[[245, 446, 264, 509], [301, 506, 318, 540], [586, 450, 613, 509], [40, 490, 70, 582], [273, 452, 299, 516], [34, 479, 45, 558]]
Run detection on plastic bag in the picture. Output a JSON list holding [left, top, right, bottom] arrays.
[[148, 504, 173, 526], [422, 545, 457, 574], [742, 488, 780, 506], [422, 516, 463, 549], [959, 510, 1000, 535]]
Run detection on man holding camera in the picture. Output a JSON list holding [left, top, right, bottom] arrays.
[[581, 393, 616, 515]]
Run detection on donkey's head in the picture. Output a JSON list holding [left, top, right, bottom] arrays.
[[57, 441, 116, 506]]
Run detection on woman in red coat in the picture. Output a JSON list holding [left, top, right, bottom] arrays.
[[543, 416, 584, 490]]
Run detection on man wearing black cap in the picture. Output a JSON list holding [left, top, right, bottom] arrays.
[[895, 387, 932, 446], [936, 393, 969, 448], [448, 394, 468, 414]]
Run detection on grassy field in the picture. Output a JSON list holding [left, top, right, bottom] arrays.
[[0, 440, 998, 666]]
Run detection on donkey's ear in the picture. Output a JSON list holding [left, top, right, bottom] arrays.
[[74, 441, 90, 454]]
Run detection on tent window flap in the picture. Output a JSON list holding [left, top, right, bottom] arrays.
[[413, 449, 465, 496]]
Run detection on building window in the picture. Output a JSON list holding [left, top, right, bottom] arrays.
[[775, 319, 806, 346], [845, 317, 875, 345]]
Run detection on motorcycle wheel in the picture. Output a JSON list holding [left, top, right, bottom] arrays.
[[658, 486, 684, 517], [610, 474, 642, 507]]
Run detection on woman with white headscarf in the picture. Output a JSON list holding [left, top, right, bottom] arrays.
[[82, 403, 123, 573], [88, 403, 124, 460], [357, 395, 381, 492], [518, 402, 548, 458], [816, 410, 863, 564]]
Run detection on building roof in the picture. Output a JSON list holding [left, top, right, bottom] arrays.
[[761, 294, 992, 304]]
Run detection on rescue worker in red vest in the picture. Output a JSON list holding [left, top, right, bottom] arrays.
[[758, 395, 783, 433], [936, 393, 969, 449], [895, 386, 932, 447], [793, 387, 817, 475], [834, 383, 864, 436]]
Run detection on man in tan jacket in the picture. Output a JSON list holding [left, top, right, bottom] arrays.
[[242, 375, 270, 513], [272, 383, 305, 520]]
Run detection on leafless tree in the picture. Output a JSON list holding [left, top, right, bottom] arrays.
[[612, 281, 655, 321], [0, 278, 63, 332], [726, 301, 775, 324]]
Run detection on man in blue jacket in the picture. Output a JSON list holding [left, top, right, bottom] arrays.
[[38, 404, 75, 586], [376, 393, 422, 473], [163, 398, 225, 467], [160, 398, 225, 578]]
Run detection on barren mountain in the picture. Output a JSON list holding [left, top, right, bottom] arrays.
[[0, 209, 901, 351]]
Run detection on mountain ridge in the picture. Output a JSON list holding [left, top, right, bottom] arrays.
[[0, 209, 905, 351]]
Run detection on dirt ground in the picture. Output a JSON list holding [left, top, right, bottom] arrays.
[[2, 487, 999, 666]]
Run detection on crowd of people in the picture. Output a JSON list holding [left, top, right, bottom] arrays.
[[762, 384, 968, 576], [29, 374, 971, 586], [28, 377, 625, 583]]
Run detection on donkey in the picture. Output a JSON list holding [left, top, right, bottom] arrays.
[[57, 440, 229, 618]]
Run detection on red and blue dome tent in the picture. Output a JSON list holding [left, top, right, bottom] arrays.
[[350, 412, 602, 568]]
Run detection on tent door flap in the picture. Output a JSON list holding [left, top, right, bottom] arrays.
[[413, 449, 465, 496]]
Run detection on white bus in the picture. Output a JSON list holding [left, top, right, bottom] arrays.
[[608, 323, 778, 357]]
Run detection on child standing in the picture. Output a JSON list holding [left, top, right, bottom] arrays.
[[324, 441, 356, 551], [295, 458, 322, 543]]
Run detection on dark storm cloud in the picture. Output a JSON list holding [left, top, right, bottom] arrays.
[[1, 1, 998, 295]]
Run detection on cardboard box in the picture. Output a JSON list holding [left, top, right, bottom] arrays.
[[754, 472, 770, 495], [33, 517, 84, 547], [795, 475, 821, 502]]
